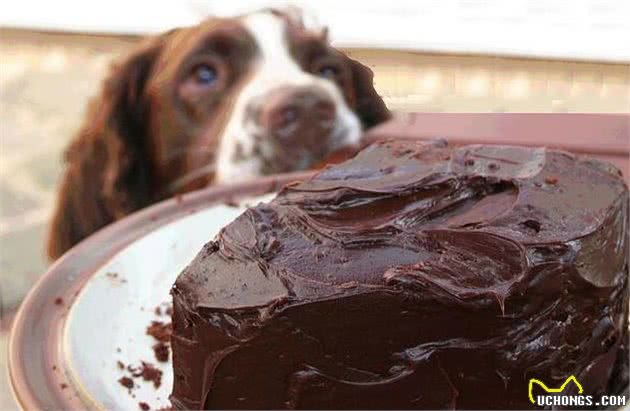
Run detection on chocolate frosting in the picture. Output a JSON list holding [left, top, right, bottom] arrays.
[[170, 140, 629, 409]]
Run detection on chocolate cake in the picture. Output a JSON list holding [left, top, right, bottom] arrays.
[[170, 140, 629, 409]]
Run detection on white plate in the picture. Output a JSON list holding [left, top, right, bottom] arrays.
[[63, 194, 275, 410]]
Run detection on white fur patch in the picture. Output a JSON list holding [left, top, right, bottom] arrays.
[[213, 11, 361, 184]]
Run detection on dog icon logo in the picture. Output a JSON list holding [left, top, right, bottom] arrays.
[[528, 375, 583, 404]]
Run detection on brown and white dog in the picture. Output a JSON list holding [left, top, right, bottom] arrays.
[[47, 8, 390, 260]]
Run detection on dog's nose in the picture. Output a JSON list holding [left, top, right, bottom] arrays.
[[258, 87, 336, 139]]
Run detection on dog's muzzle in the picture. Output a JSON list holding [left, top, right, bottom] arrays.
[[250, 85, 339, 171]]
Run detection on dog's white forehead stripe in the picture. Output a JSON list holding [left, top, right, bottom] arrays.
[[241, 12, 305, 80], [238, 12, 351, 101], [242, 13, 285, 59]]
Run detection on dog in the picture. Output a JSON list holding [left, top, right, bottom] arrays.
[[47, 8, 390, 260]]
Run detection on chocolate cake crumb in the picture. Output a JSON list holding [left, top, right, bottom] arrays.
[[520, 219, 542, 233], [154, 303, 173, 317], [146, 321, 172, 343], [545, 176, 559, 185], [119, 376, 134, 389], [106, 272, 127, 284], [153, 342, 170, 362], [117, 360, 125, 370], [54, 297, 63, 306], [60, 383, 68, 390], [139, 402, 150, 410], [131, 362, 163, 388]]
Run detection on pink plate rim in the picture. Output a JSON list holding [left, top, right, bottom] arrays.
[[8, 171, 313, 410]]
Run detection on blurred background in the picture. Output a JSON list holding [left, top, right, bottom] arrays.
[[1, 0, 629, 408]]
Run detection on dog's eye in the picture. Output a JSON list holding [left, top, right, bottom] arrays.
[[317, 65, 338, 79], [193, 64, 218, 85]]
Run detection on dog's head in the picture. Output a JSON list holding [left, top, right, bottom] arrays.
[[47, 8, 390, 259], [150, 9, 389, 189]]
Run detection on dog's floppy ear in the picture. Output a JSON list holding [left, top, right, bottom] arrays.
[[46, 36, 166, 260], [348, 57, 391, 129]]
